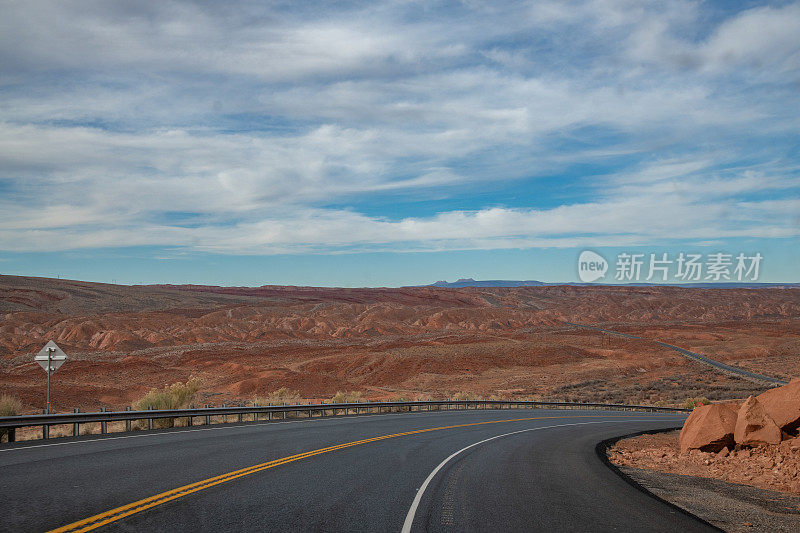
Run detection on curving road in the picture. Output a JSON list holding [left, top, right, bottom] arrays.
[[566, 322, 788, 386], [0, 409, 712, 532]]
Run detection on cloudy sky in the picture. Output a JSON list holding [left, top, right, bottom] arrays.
[[1, 0, 798, 285]]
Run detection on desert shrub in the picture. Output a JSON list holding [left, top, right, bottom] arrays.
[[0, 395, 23, 442], [253, 387, 301, 406], [389, 395, 412, 412], [0, 395, 22, 417], [682, 397, 711, 410], [520, 394, 544, 402], [488, 394, 509, 401], [331, 391, 364, 403], [452, 392, 482, 401], [133, 378, 201, 428]]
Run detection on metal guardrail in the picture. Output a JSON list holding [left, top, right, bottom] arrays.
[[0, 400, 689, 443]]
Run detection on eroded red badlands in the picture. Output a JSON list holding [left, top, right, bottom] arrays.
[[2, 275, 799, 411]]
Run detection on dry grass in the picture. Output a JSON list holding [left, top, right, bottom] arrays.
[[132, 378, 200, 428], [452, 391, 483, 401], [1, 395, 23, 442], [253, 387, 301, 406], [0, 395, 22, 416], [253, 388, 303, 418], [331, 390, 364, 403], [682, 396, 711, 410]]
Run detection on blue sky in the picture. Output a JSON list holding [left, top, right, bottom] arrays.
[[1, 1, 798, 286]]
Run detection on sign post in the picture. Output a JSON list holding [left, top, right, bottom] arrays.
[[35, 341, 67, 414]]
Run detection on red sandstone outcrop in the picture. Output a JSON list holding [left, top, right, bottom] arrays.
[[679, 403, 739, 453], [615, 381, 800, 499], [757, 378, 800, 434], [734, 396, 782, 446]]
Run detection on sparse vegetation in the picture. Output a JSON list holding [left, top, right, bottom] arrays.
[[0, 395, 22, 416], [682, 397, 711, 410], [452, 392, 483, 401], [0, 395, 23, 442], [389, 395, 412, 412], [253, 387, 301, 406], [487, 393, 509, 401], [133, 378, 201, 428], [331, 390, 364, 403]]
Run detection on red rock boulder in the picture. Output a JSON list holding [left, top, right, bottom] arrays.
[[734, 396, 782, 446], [679, 403, 738, 453], [756, 378, 800, 434]]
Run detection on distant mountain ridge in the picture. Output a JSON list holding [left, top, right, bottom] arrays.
[[430, 278, 548, 288], [428, 278, 800, 289]]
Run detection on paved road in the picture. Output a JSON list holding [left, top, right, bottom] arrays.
[[566, 322, 788, 386], [0, 409, 713, 532]]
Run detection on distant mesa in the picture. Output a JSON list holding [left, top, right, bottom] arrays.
[[427, 279, 800, 289], [430, 279, 547, 288]]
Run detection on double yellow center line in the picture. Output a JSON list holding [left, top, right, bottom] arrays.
[[50, 415, 609, 532]]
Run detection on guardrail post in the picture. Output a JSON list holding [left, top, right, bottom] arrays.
[[187, 407, 194, 426], [238, 410, 243, 423], [283, 403, 287, 420], [204, 405, 210, 425], [42, 409, 49, 439], [73, 408, 80, 436], [125, 406, 131, 431], [100, 407, 107, 434], [7, 428, 14, 442], [148, 406, 153, 430]]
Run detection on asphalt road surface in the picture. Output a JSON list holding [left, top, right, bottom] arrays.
[[0, 408, 714, 532]]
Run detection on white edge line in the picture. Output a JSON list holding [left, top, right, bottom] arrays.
[[399, 418, 682, 533]]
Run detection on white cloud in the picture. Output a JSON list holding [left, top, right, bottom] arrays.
[[0, 1, 798, 256], [701, 3, 800, 72]]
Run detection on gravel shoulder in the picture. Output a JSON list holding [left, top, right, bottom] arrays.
[[605, 430, 800, 532], [618, 465, 800, 533]]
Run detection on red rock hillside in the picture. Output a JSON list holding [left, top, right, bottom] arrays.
[[1, 275, 799, 411]]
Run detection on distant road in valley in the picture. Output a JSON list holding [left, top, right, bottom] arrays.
[[566, 322, 788, 386]]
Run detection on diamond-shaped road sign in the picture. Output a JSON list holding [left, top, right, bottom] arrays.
[[35, 340, 68, 373]]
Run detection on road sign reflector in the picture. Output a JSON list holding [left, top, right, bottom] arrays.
[[35, 355, 67, 372], [35, 340, 68, 373]]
